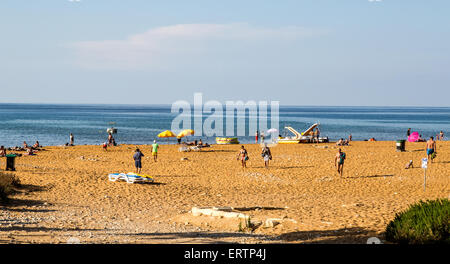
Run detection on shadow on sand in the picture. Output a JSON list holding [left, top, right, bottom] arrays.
[[116, 231, 270, 244], [278, 227, 380, 243], [347, 174, 394, 179]]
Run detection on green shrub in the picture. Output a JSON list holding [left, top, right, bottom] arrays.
[[0, 172, 19, 202], [385, 199, 450, 244]]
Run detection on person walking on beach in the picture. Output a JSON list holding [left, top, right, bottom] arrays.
[[440, 131, 444, 141], [260, 132, 265, 144], [426, 137, 437, 164], [70, 133, 74, 146], [152, 140, 159, 162], [133, 148, 144, 173], [334, 148, 346, 177], [261, 143, 272, 168], [237, 145, 248, 168], [255, 131, 259, 144]]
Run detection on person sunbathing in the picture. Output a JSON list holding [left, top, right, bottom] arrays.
[[336, 138, 344, 146], [32, 141, 41, 149], [26, 147, 36, 155]]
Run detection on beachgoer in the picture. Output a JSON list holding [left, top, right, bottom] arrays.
[[152, 140, 159, 162], [440, 131, 444, 141], [237, 145, 248, 168], [407, 128, 411, 137], [314, 128, 320, 143], [70, 133, 74, 146], [334, 148, 346, 177], [102, 142, 108, 151], [133, 148, 144, 173], [426, 137, 436, 163], [336, 138, 344, 146], [0, 146, 6, 157], [260, 132, 265, 144], [108, 133, 113, 146], [26, 147, 35, 156], [177, 137, 181, 144], [33, 141, 40, 149], [23, 141, 28, 149], [261, 144, 272, 168], [349, 134, 352, 142], [255, 131, 259, 144]]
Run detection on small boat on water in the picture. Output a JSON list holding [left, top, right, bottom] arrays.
[[216, 137, 239, 144], [277, 123, 328, 144]]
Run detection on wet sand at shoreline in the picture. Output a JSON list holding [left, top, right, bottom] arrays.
[[1, 141, 449, 244]]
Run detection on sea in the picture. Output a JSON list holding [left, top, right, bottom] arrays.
[[0, 103, 449, 147]]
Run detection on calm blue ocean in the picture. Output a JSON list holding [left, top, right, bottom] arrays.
[[0, 104, 449, 147]]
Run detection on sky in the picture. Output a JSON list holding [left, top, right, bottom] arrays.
[[0, 0, 449, 106]]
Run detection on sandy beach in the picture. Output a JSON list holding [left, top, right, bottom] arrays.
[[1, 141, 449, 244]]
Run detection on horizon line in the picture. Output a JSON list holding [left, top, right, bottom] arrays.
[[0, 102, 449, 109]]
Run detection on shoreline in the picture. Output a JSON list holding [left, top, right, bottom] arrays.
[[3, 139, 444, 149]]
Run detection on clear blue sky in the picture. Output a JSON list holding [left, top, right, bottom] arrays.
[[0, 0, 449, 106]]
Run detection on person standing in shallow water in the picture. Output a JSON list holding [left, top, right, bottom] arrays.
[[70, 133, 74, 146]]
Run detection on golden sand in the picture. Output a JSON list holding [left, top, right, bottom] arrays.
[[1, 141, 449, 243]]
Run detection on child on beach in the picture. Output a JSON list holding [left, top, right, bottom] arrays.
[[102, 142, 108, 151], [237, 145, 248, 168], [152, 140, 159, 162], [133, 148, 144, 173], [335, 148, 346, 177]]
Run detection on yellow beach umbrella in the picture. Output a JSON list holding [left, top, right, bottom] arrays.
[[177, 129, 195, 138], [158, 130, 176, 138], [158, 130, 176, 144]]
